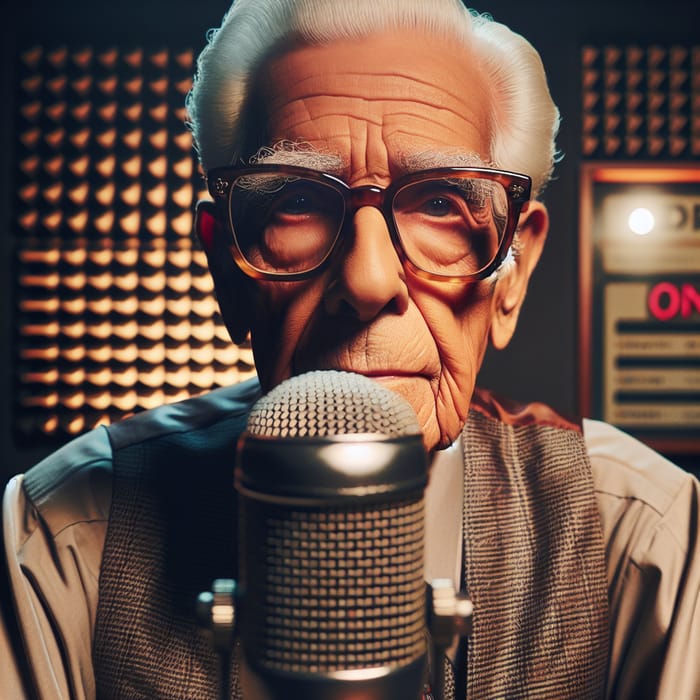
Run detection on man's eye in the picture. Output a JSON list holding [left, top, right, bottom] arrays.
[[421, 196, 455, 217], [276, 192, 314, 215]]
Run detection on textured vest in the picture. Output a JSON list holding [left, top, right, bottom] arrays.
[[93, 388, 609, 699]]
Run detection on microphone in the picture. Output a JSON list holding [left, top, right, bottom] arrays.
[[235, 370, 430, 700]]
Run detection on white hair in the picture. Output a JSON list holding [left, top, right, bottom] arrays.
[[187, 0, 560, 198]]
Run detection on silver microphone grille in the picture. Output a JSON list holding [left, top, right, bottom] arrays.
[[245, 369, 421, 438], [237, 371, 428, 690]]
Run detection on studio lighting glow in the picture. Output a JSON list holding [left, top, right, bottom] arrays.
[[628, 207, 655, 235]]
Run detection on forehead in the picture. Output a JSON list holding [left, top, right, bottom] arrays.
[[256, 30, 492, 177]]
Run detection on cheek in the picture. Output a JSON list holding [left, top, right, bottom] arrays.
[[249, 280, 325, 389]]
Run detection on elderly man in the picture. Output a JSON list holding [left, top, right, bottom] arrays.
[[2, 0, 699, 698]]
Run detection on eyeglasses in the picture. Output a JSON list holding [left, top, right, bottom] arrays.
[[207, 164, 531, 283]]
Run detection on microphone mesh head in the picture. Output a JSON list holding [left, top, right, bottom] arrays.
[[246, 369, 421, 438], [238, 371, 427, 679]]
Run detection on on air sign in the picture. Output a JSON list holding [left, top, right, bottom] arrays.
[[648, 282, 700, 321]]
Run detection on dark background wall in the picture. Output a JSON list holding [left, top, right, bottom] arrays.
[[1, 0, 698, 482]]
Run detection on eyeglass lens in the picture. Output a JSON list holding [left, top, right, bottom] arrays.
[[229, 172, 509, 277]]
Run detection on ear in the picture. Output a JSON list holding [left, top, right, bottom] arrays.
[[489, 200, 549, 350], [194, 200, 254, 344]]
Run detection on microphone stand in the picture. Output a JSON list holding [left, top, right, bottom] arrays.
[[197, 578, 237, 700], [428, 579, 473, 700]]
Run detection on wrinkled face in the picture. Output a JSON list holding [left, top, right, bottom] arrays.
[[237, 31, 503, 451]]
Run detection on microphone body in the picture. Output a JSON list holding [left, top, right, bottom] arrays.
[[235, 370, 429, 699]]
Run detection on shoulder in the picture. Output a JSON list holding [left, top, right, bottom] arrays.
[[20, 379, 262, 534], [583, 418, 699, 559]]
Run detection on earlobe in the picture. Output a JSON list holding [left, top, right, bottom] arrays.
[[194, 199, 254, 344], [490, 201, 549, 350]]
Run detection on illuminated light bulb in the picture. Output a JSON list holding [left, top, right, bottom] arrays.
[[147, 154, 168, 178], [238, 346, 255, 366], [20, 100, 41, 122], [86, 391, 112, 410], [165, 366, 191, 387], [124, 77, 143, 95], [139, 389, 165, 410], [191, 344, 215, 365], [46, 75, 68, 94], [95, 154, 116, 178], [69, 126, 91, 150], [166, 388, 191, 403], [123, 127, 143, 150], [97, 102, 118, 123], [61, 296, 86, 314], [119, 210, 141, 236], [95, 212, 114, 236], [147, 103, 168, 123], [628, 207, 655, 235], [214, 324, 233, 342], [20, 127, 41, 148], [112, 366, 139, 386], [71, 102, 92, 122], [139, 365, 166, 387], [214, 345, 240, 365], [86, 367, 112, 386], [46, 101, 67, 122], [191, 272, 215, 294], [43, 182, 63, 205], [140, 294, 166, 316], [86, 344, 112, 363], [88, 247, 112, 266], [167, 271, 192, 293], [174, 78, 192, 96], [19, 297, 60, 313], [146, 211, 167, 236], [191, 318, 216, 342], [68, 155, 90, 177], [45, 127, 66, 148], [21, 321, 60, 337], [87, 320, 113, 339], [115, 270, 139, 291], [190, 366, 215, 388], [112, 319, 139, 340], [72, 47, 93, 69], [171, 183, 193, 208], [70, 75, 92, 96], [112, 343, 138, 363], [62, 247, 87, 265], [42, 210, 63, 232], [113, 247, 139, 267], [97, 76, 118, 95], [60, 367, 86, 385], [60, 271, 87, 290], [215, 367, 239, 384], [166, 297, 191, 315], [141, 270, 167, 293], [173, 156, 193, 179], [139, 318, 166, 340], [20, 272, 60, 288], [175, 50, 193, 69], [20, 345, 60, 361], [146, 182, 167, 208], [173, 131, 192, 152], [68, 182, 90, 205], [21, 391, 59, 408], [112, 391, 138, 411], [150, 49, 168, 68], [111, 294, 139, 315], [120, 182, 141, 206], [171, 210, 193, 237], [62, 320, 87, 338], [67, 210, 89, 233], [65, 415, 87, 435], [148, 128, 168, 150], [18, 210, 39, 230], [62, 390, 86, 410], [141, 246, 166, 268], [19, 247, 60, 264], [167, 319, 191, 341], [20, 155, 41, 176], [60, 344, 85, 362], [123, 48, 143, 68], [20, 74, 42, 92], [122, 154, 142, 178], [95, 127, 116, 149], [191, 297, 218, 317], [20, 367, 58, 386], [149, 78, 169, 95], [122, 102, 143, 123]]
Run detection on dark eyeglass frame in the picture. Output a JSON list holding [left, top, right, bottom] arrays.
[[207, 164, 532, 283]]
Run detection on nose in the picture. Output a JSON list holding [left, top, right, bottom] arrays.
[[324, 206, 409, 321]]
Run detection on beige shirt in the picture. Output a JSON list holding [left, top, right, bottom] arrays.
[[2, 419, 699, 699]]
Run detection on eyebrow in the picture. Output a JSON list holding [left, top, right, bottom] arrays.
[[399, 149, 490, 174]]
